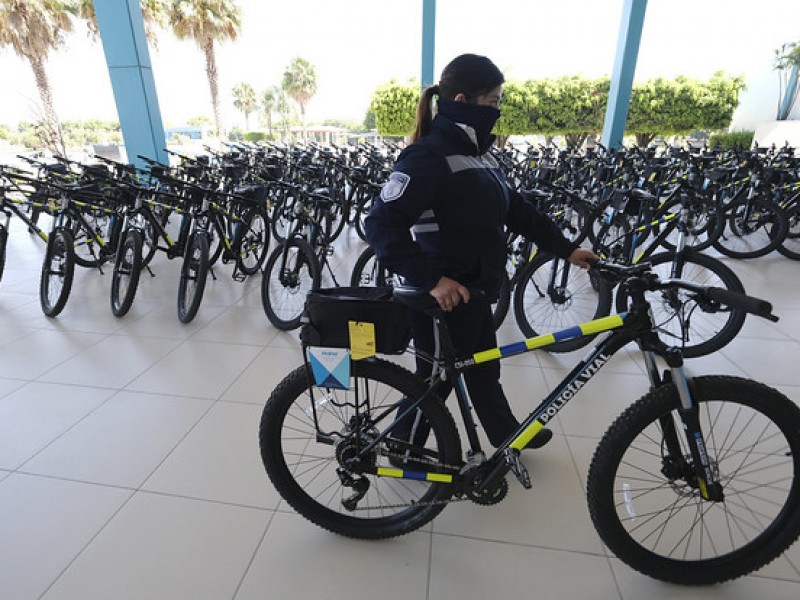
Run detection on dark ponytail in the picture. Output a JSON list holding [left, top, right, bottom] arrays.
[[412, 84, 439, 142], [411, 54, 504, 142]]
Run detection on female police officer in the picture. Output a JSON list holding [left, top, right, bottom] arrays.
[[365, 54, 597, 452]]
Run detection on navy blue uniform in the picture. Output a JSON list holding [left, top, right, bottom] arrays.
[[365, 115, 577, 299], [364, 114, 577, 446]]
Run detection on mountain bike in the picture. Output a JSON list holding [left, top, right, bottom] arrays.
[[590, 186, 746, 357], [258, 260, 800, 585], [261, 187, 340, 330]]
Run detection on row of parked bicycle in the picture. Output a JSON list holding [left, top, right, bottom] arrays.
[[0, 140, 797, 359]]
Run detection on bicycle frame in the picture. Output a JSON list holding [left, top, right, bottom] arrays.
[[307, 276, 723, 502]]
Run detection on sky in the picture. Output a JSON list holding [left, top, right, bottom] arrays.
[[1, 0, 799, 132]]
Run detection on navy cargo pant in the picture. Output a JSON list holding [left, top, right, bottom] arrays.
[[394, 293, 520, 447]]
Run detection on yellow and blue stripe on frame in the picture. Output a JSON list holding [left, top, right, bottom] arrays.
[[376, 467, 453, 483], [472, 313, 627, 365]]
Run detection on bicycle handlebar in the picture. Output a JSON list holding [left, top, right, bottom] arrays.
[[589, 259, 779, 322]]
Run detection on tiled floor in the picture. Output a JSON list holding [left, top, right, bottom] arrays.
[[1, 219, 799, 600]]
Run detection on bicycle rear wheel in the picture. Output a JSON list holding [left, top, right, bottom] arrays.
[[39, 228, 75, 317], [587, 376, 800, 585], [177, 231, 209, 323], [110, 229, 143, 317], [259, 358, 461, 539], [614, 251, 745, 358], [261, 238, 321, 330], [513, 253, 612, 352], [234, 208, 270, 275], [713, 196, 788, 259]]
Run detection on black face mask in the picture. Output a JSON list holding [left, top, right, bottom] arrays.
[[437, 98, 501, 153]]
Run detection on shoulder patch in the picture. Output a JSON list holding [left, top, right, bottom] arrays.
[[380, 171, 411, 202]]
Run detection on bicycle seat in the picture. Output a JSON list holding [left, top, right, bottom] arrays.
[[392, 286, 441, 315]]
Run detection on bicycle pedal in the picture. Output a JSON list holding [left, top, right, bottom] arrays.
[[231, 270, 246, 283], [505, 449, 532, 489]]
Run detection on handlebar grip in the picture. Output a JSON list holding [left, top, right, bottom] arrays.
[[707, 287, 779, 322]]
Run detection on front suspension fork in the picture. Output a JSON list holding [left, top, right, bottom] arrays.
[[647, 348, 724, 501]]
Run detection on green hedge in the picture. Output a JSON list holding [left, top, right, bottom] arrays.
[[709, 130, 754, 149]]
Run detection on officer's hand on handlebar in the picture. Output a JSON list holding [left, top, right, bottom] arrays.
[[568, 247, 600, 269]]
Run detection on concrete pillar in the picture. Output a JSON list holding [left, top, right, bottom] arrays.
[[93, 0, 168, 170], [421, 0, 436, 88], [601, 0, 648, 149]]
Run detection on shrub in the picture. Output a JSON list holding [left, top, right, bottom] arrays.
[[709, 130, 754, 149]]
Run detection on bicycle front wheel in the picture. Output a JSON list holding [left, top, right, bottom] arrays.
[[587, 376, 800, 585], [40, 228, 75, 317], [259, 358, 461, 539], [110, 229, 143, 317], [177, 231, 209, 323], [614, 251, 746, 358], [261, 238, 321, 330]]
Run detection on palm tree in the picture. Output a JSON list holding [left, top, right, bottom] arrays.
[[77, 0, 166, 47], [260, 85, 281, 138], [231, 82, 256, 130], [0, 0, 75, 155], [282, 57, 317, 137], [168, 0, 240, 137]]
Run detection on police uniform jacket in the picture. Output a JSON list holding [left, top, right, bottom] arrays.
[[364, 115, 578, 299]]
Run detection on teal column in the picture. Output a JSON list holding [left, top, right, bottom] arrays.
[[93, 0, 168, 170], [601, 0, 648, 149], [421, 0, 436, 88]]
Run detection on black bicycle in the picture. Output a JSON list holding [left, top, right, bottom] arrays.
[[259, 260, 800, 585]]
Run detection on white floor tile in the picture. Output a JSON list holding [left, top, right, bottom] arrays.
[[0, 474, 131, 600], [722, 337, 800, 386], [429, 534, 619, 599], [236, 511, 432, 600], [190, 305, 278, 345], [0, 382, 115, 470], [124, 339, 261, 399], [220, 345, 305, 405], [21, 391, 213, 487], [0, 329, 105, 380], [42, 491, 266, 600], [38, 333, 184, 388], [143, 401, 280, 509]]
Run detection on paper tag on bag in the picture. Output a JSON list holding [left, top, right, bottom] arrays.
[[348, 321, 376, 360], [307, 347, 350, 389]]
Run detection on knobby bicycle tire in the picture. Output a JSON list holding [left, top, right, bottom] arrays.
[[587, 376, 800, 585], [614, 251, 746, 358], [110, 229, 144, 317], [39, 228, 75, 317], [0, 226, 7, 284], [259, 358, 461, 539], [776, 200, 800, 260], [234, 208, 270, 275], [177, 231, 209, 323], [261, 238, 321, 330], [713, 196, 789, 259], [513, 252, 612, 352]]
